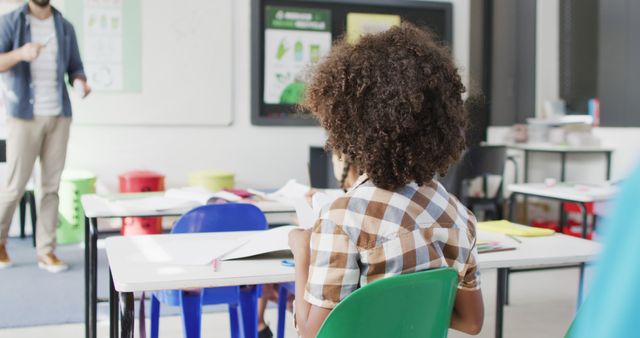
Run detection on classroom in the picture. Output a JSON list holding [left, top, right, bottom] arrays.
[[0, 0, 638, 337]]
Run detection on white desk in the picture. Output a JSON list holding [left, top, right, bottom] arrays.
[[507, 183, 617, 238], [506, 144, 614, 182], [507, 183, 617, 203], [81, 194, 295, 218], [106, 230, 600, 338], [80, 193, 295, 338]]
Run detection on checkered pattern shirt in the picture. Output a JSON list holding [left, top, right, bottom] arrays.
[[304, 175, 480, 309]]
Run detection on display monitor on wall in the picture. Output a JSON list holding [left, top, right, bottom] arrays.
[[251, 0, 453, 126]]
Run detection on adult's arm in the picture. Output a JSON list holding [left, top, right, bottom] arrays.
[[0, 15, 41, 72], [65, 23, 85, 84]]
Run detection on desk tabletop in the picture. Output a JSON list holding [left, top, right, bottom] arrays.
[[81, 193, 295, 218], [507, 183, 617, 202], [106, 229, 601, 292], [506, 143, 614, 153]]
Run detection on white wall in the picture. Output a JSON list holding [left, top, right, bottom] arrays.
[[535, 0, 560, 117], [62, 0, 471, 192], [490, 0, 640, 184]]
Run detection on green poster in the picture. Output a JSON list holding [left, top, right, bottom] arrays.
[[263, 6, 332, 105]]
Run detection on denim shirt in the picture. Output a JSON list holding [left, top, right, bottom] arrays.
[[0, 4, 85, 119]]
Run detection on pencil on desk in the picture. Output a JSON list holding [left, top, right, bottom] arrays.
[[212, 258, 220, 272], [507, 234, 522, 243]]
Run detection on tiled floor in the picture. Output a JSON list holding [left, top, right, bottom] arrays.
[[1, 267, 583, 338]]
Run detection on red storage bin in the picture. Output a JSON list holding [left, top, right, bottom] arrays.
[[118, 170, 165, 236], [563, 202, 594, 214]]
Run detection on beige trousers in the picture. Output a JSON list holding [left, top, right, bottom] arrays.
[[0, 116, 71, 256]]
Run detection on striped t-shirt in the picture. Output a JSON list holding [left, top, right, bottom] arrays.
[[29, 15, 61, 116]]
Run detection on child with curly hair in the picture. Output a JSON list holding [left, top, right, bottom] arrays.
[[288, 22, 484, 337]]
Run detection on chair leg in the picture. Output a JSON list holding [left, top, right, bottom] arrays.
[[19, 194, 27, 239], [29, 192, 36, 247], [180, 291, 203, 338], [276, 286, 289, 338], [229, 303, 241, 338], [239, 286, 259, 338], [150, 294, 160, 338]]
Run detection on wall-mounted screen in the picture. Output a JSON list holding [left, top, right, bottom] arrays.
[[251, 0, 453, 126]]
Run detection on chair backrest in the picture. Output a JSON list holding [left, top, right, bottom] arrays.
[[445, 145, 507, 198], [171, 203, 268, 234], [316, 268, 458, 338]]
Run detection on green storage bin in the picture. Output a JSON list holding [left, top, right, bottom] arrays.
[[188, 170, 235, 192], [57, 170, 96, 244]]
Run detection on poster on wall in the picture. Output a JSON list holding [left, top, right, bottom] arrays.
[[263, 6, 332, 105], [83, 0, 123, 91], [346, 13, 400, 43]]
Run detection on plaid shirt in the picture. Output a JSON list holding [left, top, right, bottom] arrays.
[[305, 174, 480, 309]]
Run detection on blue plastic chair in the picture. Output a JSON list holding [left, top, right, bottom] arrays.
[[276, 283, 295, 338], [150, 203, 268, 338]]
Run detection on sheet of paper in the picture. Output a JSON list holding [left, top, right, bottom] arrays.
[[111, 196, 197, 213], [221, 225, 297, 261], [291, 190, 343, 229], [165, 187, 242, 204], [131, 235, 248, 266], [292, 197, 317, 229], [268, 179, 310, 201]]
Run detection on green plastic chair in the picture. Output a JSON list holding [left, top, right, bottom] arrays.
[[316, 268, 459, 338]]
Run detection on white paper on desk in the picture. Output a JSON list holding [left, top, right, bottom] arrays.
[[131, 235, 248, 266], [165, 187, 242, 204], [221, 225, 297, 261], [268, 179, 310, 201], [111, 196, 197, 213]]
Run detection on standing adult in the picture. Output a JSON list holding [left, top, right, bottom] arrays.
[[0, 0, 90, 272]]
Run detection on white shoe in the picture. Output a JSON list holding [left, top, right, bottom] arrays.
[[38, 253, 69, 273]]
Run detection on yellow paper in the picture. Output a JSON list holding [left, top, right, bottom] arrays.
[[346, 13, 401, 43], [477, 220, 555, 237]]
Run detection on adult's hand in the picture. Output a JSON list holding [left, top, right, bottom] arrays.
[[76, 79, 92, 98], [18, 42, 43, 62]]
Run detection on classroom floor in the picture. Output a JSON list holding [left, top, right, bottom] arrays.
[[0, 267, 582, 338]]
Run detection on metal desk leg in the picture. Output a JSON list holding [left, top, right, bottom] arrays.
[[559, 152, 568, 234], [85, 216, 90, 338], [507, 193, 517, 222], [495, 268, 507, 338], [504, 193, 518, 306], [523, 150, 530, 183], [577, 263, 586, 310], [110, 270, 119, 338], [239, 286, 259, 338], [120, 292, 135, 338], [578, 203, 589, 239], [560, 152, 567, 181], [90, 217, 99, 338], [606, 151, 612, 180]]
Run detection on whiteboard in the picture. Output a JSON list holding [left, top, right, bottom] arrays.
[[69, 0, 233, 126]]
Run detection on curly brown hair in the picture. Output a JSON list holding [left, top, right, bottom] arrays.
[[303, 22, 469, 191]]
